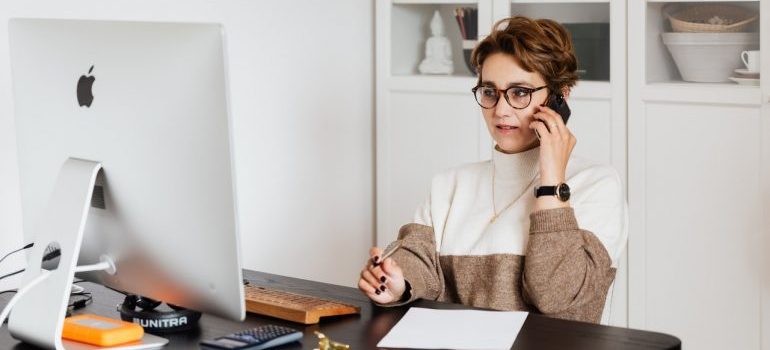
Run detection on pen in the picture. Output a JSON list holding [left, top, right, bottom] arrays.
[[373, 240, 402, 267]]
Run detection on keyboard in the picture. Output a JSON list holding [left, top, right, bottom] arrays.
[[243, 285, 360, 324]]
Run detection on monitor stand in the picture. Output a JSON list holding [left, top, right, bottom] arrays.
[[7, 158, 168, 350]]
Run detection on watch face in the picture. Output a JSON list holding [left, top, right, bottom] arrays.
[[557, 183, 571, 201]]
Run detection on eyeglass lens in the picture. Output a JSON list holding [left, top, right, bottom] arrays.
[[474, 86, 535, 109]]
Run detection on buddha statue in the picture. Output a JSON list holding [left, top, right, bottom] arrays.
[[418, 10, 453, 75]]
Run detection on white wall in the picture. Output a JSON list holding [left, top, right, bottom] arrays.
[[0, 0, 374, 287]]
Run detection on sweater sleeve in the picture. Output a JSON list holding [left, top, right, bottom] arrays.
[[377, 223, 445, 307], [521, 207, 617, 323]]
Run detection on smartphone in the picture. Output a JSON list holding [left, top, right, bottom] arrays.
[[544, 93, 571, 124]]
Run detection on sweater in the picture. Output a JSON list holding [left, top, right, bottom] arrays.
[[384, 146, 628, 323]]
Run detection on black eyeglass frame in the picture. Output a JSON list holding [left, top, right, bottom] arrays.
[[471, 84, 548, 110]]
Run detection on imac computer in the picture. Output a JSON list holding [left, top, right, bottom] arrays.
[[5, 18, 245, 349]]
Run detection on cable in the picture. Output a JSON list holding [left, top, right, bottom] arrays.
[[0, 247, 62, 283], [1, 287, 94, 324], [0, 271, 50, 328], [0, 243, 34, 267], [68, 292, 93, 311], [0, 244, 59, 315], [0, 269, 24, 282]]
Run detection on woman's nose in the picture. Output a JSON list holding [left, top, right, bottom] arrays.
[[494, 93, 511, 118]]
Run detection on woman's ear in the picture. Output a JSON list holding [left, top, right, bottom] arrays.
[[561, 87, 571, 100]]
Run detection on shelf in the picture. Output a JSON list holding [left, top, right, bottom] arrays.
[[511, 0, 609, 3], [391, 3, 479, 76], [645, 2, 760, 83], [389, 75, 477, 94], [646, 0, 758, 2], [641, 82, 761, 106], [510, 3, 610, 23], [394, 0, 478, 4]]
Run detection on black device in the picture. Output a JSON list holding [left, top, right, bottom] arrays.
[[200, 325, 303, 350], [544, 93, 571, 124], [118, 295, 202, 333]]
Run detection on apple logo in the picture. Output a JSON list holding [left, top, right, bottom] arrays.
[[76, 65, 95, 107]]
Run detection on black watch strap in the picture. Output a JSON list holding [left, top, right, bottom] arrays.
[[535, 183, 571, 202], [534, 186, 557, 197]]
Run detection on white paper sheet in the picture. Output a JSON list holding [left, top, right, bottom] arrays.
[[376, 307, 528, 350]]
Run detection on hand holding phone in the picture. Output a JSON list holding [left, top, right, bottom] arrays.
[[531, 92, 576, 197], [545, 93, 570, 125], [533, 93, 570, 140]]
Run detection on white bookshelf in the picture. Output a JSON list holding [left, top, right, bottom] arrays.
[[641, 82, 762, 105], [393, 0, 476, 4], [646, 0, 755, 2], [628, 1, 767, 350], [509, 0, 609, 3]]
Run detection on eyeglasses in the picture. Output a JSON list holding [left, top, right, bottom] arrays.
[[471, 85, 548, 109]]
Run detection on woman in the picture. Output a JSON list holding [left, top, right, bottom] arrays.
[[358, 16, 627, 323]]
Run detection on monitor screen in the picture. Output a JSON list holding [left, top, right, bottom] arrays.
[[8, 18, 245, 325]]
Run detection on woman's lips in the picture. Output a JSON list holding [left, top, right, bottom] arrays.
[[496, 124, 519, 134]]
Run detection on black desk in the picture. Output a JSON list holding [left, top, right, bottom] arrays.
[[1, 270, 680, 349]]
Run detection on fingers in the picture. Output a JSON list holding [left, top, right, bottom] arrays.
[[358, 278, 377, 295], [359, 264, 395, 303], [360, 268, 382, 293], [361, 246, 408, 304], [358, 277, 390, 303], [380, 256, 399, 275], [538, 104, 566, 128], [362, 247, 392, 295], [533, 106, 575, 146], [369, 247, 383, 265], [532, 106, 563, 138], [529, 119, 549, 140]]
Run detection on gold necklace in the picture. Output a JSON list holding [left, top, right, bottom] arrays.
[[490, 161, 538, 224]]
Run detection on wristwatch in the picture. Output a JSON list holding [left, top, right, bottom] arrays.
[[534, 183, 571, 202]]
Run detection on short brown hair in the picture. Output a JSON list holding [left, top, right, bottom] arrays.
[[470, 16, 578, 94]]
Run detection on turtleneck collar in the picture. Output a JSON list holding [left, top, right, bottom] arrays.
[[492, 145, 540, 182]]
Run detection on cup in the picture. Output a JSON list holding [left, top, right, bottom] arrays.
[[741, 50, 760, 73]]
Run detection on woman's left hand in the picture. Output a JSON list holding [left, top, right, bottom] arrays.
[[529, 105, 576, 186]]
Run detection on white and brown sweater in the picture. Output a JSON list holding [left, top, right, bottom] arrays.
[[384, 146, 627, 324]]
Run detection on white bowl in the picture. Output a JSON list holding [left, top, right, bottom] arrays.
[[661, 32, 759, 83]]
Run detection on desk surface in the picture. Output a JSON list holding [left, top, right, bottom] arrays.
[[1, 270, 680, 350]]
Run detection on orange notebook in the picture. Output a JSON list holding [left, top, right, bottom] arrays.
[[62, 314, 144, 346]]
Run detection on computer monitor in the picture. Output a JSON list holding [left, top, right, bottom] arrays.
[[6, 18, 245, 348]]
